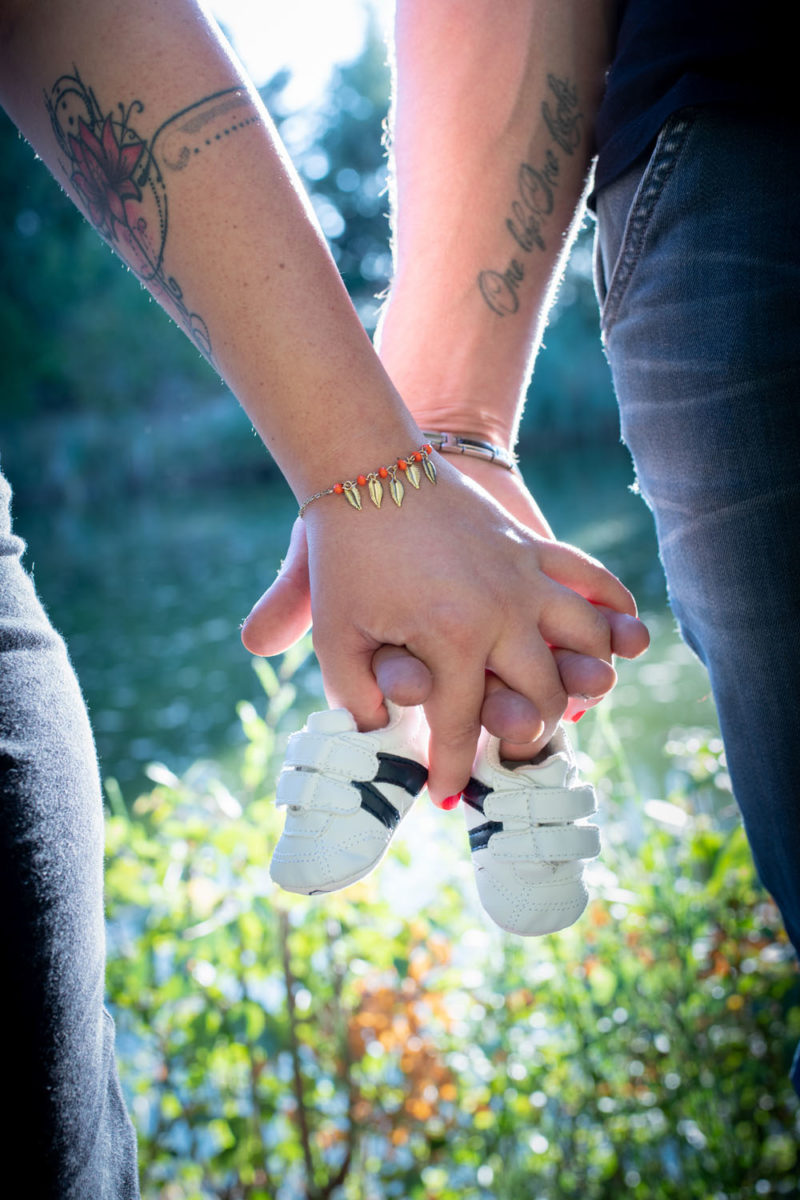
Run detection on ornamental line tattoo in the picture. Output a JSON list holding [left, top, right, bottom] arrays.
[[45, 69, 259, 362], [477, 74, 583, 317]]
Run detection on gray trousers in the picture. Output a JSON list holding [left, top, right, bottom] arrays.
[[0, 467, 139, 1197]]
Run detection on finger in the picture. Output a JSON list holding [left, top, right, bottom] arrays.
[[482, 654, 613, 744], [421, 662, 486, 807], [373, 647, 546, 744], [552, 647, 616, 701], [537, 582, 614, 661], [491, 646, 602, 762], [481, 672, 544, 744], [372, 645, 433, 707], [241, 518, 312, 656], [489, 637, 569, 746], [536, 540, 639, 616], [598, 604, 651, 659], [313, 621, 389, 733], [488, 648, 616, 759]]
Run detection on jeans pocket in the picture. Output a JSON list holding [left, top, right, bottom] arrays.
[[598, 108, 697, 336]]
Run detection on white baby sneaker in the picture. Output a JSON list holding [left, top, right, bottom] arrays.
[[463, 726, 600, 936], [270, 702, 428, 895]]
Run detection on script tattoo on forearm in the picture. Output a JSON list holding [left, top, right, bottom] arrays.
[[45, 69, 260, 362], [477, 74, 583, 317]]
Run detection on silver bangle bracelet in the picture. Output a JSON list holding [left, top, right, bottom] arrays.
[[420, 430, 518, 472]]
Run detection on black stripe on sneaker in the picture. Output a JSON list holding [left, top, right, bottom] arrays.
[[375, 752, 428, 797], [356, 781, 402, 831], [468, 820, 504, 852], [462, 777, 492, 814]]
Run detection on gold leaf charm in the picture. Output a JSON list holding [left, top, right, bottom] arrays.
[[422, 455, 437, 484], [389, 477, 405, 507], [367, 475, 383, 508], [406, 463, 421, 489], [344, 483, 362, 510]]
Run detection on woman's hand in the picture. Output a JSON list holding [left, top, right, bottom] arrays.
[[244, 455, 646, 803]]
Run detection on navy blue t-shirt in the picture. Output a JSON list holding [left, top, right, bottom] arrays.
[[594, 0, 794, 196]]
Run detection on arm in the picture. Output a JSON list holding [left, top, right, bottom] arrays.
[[379, 0, 616, 452], [379, 0, 649, 752], [0, 0, 633, 800], [0, 0, 415, 494], [244, 0, 647, 761]]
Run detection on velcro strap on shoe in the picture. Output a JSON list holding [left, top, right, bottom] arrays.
[[283, 730, 377, 780], [484, 784, 596, 823], [488, 823, 600, 863], [354, 781, 402, 831], [276, 768, 361, 813], [375, 753, 428, 797]]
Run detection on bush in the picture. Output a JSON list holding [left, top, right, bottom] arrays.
[[105, 662, 799, 1199]]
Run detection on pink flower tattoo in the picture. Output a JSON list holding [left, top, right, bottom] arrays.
[[68, 116, 144, 242], [44, 68, 247, 362]]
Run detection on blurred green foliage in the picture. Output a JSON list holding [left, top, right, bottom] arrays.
[[0, 103, 215, 418], [105, 660, 799, 1200], [296, 16, 394, 329]]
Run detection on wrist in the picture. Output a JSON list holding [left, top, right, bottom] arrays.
[[297, 439, 439, 519], [272, 394, 423, 505], [408, 412, 517, 454], [376, 297, 531, 450]]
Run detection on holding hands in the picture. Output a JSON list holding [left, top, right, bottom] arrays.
[[242, 448, 649, 805], [243, 0, 651, 810]]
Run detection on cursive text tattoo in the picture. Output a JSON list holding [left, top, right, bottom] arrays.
[[45, 69, 259, 363], [541, 74, 582, 155], [477, 74, 583, 317]]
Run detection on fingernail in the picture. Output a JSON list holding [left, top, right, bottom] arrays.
[[441, 793, 461, 810], [570, 710, 587, 723]]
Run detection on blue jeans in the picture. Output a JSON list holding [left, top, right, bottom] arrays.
[[595, 107, 800, 1092], [0, 469, 140, 1196]]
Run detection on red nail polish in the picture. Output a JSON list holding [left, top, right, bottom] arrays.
[[570, 710, 587, 723], [441, 793, 461, 810]]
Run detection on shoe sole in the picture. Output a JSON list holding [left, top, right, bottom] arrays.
[[271, 807, 413, 895]]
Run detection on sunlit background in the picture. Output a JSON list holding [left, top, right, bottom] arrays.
[[214, 0, 393, 105], [1, 3, 798, 1196]]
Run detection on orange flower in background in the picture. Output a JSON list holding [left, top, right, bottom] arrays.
[[347, 962, 457, 1138]]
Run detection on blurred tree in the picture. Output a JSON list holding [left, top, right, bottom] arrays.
[[286, 11, 392, 332]]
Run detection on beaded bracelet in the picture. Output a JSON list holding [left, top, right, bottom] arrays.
[[298, 444, 437, 518]]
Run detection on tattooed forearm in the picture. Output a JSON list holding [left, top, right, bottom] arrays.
[[477, 74, 583, 317], [44, 69, 259, 362]]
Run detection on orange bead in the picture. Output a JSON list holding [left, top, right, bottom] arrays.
[[379, 466, 389, 478], [412, 452, 422, 462], [333, 483, 344, 494], [397, 459, 407, 471], [423, 443, 433, 454], [357, 474, 367, 486]]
